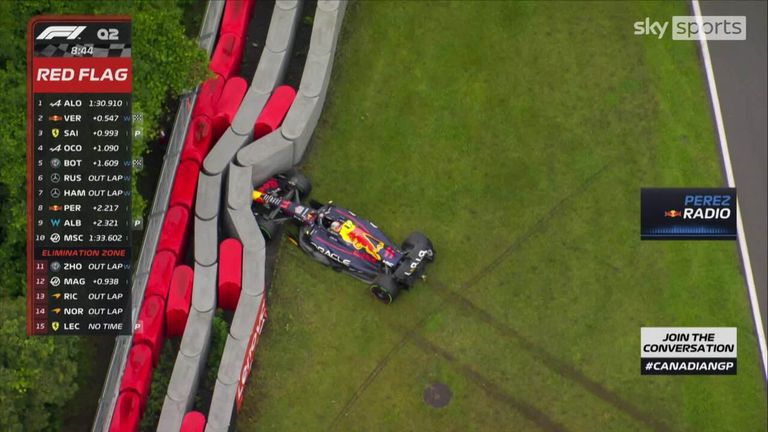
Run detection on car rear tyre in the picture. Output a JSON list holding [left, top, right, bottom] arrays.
[[402, 232, 434, 261], [370, 275, 400, 304], [288, 173, 312, 198], [258, 218, 279, 240]]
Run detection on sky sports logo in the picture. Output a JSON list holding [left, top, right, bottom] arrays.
[[634, 16, 746, 40]]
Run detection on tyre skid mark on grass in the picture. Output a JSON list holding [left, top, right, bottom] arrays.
[[430, 278, 672, 432], [325, 161, 626, 429], [406, 331, 570, 432], [325, 313, 432, 430], [462, 161, 616, 291]]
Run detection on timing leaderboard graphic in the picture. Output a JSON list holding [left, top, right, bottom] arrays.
[[27, 16, 133, 335]]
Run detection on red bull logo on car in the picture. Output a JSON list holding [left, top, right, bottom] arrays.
[[337, 220, 384, 260]]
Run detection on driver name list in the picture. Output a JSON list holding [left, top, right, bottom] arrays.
[[28, 17, 133, 335]]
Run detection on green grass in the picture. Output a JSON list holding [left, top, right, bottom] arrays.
[[238, 1, 767, 431]]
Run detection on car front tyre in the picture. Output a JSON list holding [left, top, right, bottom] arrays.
[[370, 275, 400, 304]]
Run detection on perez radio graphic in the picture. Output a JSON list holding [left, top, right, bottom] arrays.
[[640, 188, 737, 240]]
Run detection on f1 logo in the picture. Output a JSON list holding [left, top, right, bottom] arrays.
[[37, 25, 86, 40]]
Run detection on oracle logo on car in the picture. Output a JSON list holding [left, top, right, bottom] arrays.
[[235, 296, 268, 410], [403, 249, 433, 276]]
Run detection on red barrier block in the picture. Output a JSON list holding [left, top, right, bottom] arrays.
[[220, 0, 256, 38], [181, 411, 207, 432], [192, 75, 225, 118], [210, 114, 230, 145], [169, 160, 201, 211], [133, 295, 166, 366], [145, 250, 177, 299], [166, 265, 194, 337], [210, 33, 244, 79], [218, 238, 243, 311], [215, 77, 248, 122], [180, 116, 214, 164], [253, 85, 296, 139], [119, 344, 153, 413], [109, 391, 142, 432], [157, 205, 191, 259]]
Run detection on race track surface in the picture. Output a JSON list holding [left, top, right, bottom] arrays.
[[699, 1, 767, 342]]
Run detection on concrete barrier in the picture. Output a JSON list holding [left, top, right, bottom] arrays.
[[180, 308, 215, 359], [196, 172, 223, 221], [157, 307, 214, 430], [225, 162, 253, 210], [235, 130, 295, 184], [94, 3, 220, 424], [205, 2, 348, 429], [192, 262, 218, 314], [194, 215, 220, 267], [202, 0, 301, 176], [206, 378, 238, 432], [156, 396, 187, 432]]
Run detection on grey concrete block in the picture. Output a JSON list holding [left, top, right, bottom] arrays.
[[166, 350, 206, 404], [281, 92, 318, 142], [242, 245, 266, 296], [277, 0, 300, 12], [180, 308, 214, 358], [198, 0, 226, 55], [205, 378, 238, 432], [157, 395, 187, 432], [298, 52, 332, 98], [317, 0, 342, 13], [231, 87, 270, 136], [217, 335, 249, 386], [194, 215, 219, 267], [196, 172, 223, 221], [167, 100, 194, 157], [235, 130, 295, 183], [282, 93, 323, 163], [221, 202, 237, 240], [226, 207, 266, 251], [203, 127, 251, 176], [265, 1, 300, 54], [136, 212, 166, 273], [226, 162, 253, 210], [153, 158, 178, 213], [192, 261, 218, 313], [308, 9, 341, 57], [229, 290, 265, 342], [131, 273, 149, 322], [204, 422, 230, 432], [251, 49, 288, 94]]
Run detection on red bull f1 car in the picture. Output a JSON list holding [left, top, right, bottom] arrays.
[[251, 172, 434, 304]]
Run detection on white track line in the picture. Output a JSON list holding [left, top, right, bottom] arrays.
[[691, 0, 767, 379]]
